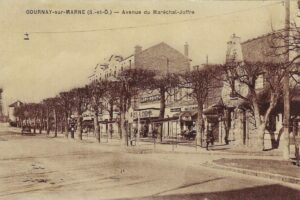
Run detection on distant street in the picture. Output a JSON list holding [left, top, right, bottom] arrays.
[[0, 124, 299, 200]]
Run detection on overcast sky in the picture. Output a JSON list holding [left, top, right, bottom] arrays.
[[0, 0, 299, 112]]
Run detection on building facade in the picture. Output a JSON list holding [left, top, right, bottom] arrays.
[[88, 42, 191, 137], [224, 32, 300, 149]]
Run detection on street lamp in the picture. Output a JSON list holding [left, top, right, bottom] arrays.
[[24, 33, 29, 40]]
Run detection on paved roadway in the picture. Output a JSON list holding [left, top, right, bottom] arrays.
[[0, 124, 299, 200]]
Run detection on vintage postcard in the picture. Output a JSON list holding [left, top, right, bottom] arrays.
[[0, 0, 300, 199]]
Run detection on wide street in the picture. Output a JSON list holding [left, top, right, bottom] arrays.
[[0, 123, 299, 200]]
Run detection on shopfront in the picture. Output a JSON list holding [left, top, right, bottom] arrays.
[[133, 108, 160, 137]]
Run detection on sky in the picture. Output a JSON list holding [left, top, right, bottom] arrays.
[[0, 0, 299, 113]]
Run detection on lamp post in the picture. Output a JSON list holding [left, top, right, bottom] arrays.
[[283, 0, 290, 159]]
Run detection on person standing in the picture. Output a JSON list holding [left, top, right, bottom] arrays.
[[206, 124, 215, 150]]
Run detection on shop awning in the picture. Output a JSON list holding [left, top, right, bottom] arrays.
[[171, 111, 198, 121], [203, 103, 225, 115]]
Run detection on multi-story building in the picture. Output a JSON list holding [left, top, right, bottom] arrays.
[[89, 54, 134, 82], [89, 42, 234, 144], [89, 42, 192, 137]]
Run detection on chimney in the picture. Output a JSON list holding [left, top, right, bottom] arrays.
[[134, 45, 142, 55], [184, 42, 189, 57]]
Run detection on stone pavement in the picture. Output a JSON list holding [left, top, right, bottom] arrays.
[[4, 124, 300, 187], [79, 134, 300, 186], [48, 132, 299, 186]]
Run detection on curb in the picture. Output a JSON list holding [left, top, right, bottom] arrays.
[[201, 162, 300, 185]]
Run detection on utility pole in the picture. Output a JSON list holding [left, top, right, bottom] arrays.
[[283, 0, 290, 160]]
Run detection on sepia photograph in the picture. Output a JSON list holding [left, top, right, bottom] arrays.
[[0, 0, 300, 199]]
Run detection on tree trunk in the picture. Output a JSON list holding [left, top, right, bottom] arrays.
[[158, 88, 166, 143], [196, 101, 204, 147], [250, 90, 262, 128], [256, 123, 266, 150], [118, 120, 122, 139], [64, 112, 69, 138], [77, 115, 82, 140], [257, 93, 278, 151], [60, 118, 64, 134], [223, 109, 230, 144], [109, 101, 114, 139], [249, 94, 264, 149], [120, 111, 128, 146], [76, 100, 83, 140], [46, 108, 50, 135], [33, 117, 37, 134], [39, 118, 42, 134], [94, 111, 100, 143], [54, 109, 58, 137]]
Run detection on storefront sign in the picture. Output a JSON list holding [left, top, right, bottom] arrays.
[[184, 106, 197, 112], [133, 109, 160, 119], [170, 108, 181, 112]]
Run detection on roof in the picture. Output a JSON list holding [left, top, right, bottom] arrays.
[[241, 31, 280, 45], [241, 30, 286, 63], [9, 100, 23, 107], [137, 42, 189, 59], [135, 42, 190, 73]]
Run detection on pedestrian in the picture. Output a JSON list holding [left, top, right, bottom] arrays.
[[152, 125, 158, 139], [206, 124, 215, 150]]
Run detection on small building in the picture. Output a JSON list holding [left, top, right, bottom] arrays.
[[8, 100, 23, 125]]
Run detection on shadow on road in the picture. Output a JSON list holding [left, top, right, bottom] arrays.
[[113, 184, 300, 200], [154, 177, 224, 196]]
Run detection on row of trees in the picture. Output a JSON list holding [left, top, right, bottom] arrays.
[[13, 60, 299, 149]]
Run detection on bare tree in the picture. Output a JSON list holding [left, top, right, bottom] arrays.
[[182, 66, 221, 147], [42, 99, 53, 135], [59, 91, 74, 137], [43, 97, 61, 137], [148, 73, 180, 143], [220, 61, 286, 150], [104, 81, 120, 139], [26, 103, 43, 134], [14, 104, 26, 128], [87, 80, 108, 143], [69, 87, 89, 140], [115, 68, 156, 146]]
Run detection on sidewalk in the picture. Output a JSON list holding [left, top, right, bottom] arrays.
[[202, 158, 300, 185]]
